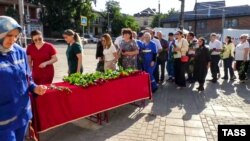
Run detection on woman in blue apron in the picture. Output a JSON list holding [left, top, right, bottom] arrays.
[[0, 16, 46, 141], [142, 32, 158, 92]]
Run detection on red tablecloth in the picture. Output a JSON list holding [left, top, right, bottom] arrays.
[[32, 72, 152, 133]]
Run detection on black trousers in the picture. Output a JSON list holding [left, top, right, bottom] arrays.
[[210, 55, 221, 80], [197, 69, 208, 87], [223, 57, 234, 78], [174, 58, 186, 87], [187, 56, 195, 81], [236, 61, 247, 80], [154, 59, 166, 82], [244, 61, 249, 74]]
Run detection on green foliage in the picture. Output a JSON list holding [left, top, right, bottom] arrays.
[[151, 8, 178, 28], [103, 0, 139, 36], [5, 7, 19, 21], [33, 0, 96, 37], [63, 68, 141, 88]]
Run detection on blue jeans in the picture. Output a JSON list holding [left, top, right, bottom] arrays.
[[0, 124, 28, 141], [167, 60, 175, 78]]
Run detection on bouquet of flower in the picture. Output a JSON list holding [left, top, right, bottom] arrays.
[[220, 45, 226, 59], [63, 68, 142, 88]]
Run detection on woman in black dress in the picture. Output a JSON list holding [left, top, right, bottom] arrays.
[[194, 38, 211, 91]]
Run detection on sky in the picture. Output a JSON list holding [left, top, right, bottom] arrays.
[[93, 0, 250, 15]]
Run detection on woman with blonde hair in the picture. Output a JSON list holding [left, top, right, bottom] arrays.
[[235, 34, 250, 83], [102, 33, 118, 71], [63, 29, 83, 75]]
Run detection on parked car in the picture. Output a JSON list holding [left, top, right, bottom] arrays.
[[84, 34, 98, 43], [81, 37, 89, 45]]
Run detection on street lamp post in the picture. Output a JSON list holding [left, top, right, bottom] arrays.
[[18, 0, 27, 48], [179, 0, 185, 30], [194, 0, 197, 35], [158, 0, 161, 27], [221, 8, 225, 41], [107, 12, 111, 33]]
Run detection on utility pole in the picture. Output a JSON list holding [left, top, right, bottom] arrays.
[[221, 8, 225, 41], [179, 0, 185, 30], [194, 0, 197, 35], [18, 0, 27, 48], [158, 0, 161, 27]]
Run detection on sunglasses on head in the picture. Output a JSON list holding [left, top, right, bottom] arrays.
[[33, 37, 42, 42]]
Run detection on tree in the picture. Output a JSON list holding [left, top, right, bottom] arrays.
[[33, 0, 96, 37], [103, 0, 139, 36], [151, 8, 178, 28], [5, 7, 19, 21]]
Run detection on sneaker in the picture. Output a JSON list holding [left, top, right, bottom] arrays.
[[199, 86, 204, 91], [208, 79, 217, 83]]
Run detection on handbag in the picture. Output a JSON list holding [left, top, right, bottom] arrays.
[[181, 56, 189, 62], [180, 40, 189, 63]]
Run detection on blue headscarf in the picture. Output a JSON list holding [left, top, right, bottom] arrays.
[[0, 16, 22, 53]]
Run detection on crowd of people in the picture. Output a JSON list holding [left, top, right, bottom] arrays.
[[96, 28, 250, 92]]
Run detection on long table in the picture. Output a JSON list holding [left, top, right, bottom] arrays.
[[31, 72, 152, 136]]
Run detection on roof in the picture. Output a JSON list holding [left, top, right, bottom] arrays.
[[194, 1, 225, 11], [0, 0, 39, 8], [134, 8, 157, 17], [162, 2, 250, 23]]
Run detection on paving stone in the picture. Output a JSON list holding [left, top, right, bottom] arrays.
[[201, 109, 216, 116], [185, 127, 206, 137], [165, 125, 185, 135], [184, 120, 203, 128], [212, 106, 227, 111], [157, 137, 164, 141], [165, 112, 183, 119], [230, 112, 249, 118], [165, 118, 184, 127], [186, 136, 208, 141], [227, 106, 244, 112], [214, 110, 232, 117], [164, 134, 185, 141]]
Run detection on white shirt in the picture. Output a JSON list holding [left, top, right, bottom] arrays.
[[209, 39, 222, 55], [103, 44, 117, 61], [114, 36, 123, 49], [152, 38, 162, 51], [235, 41, 250, 61]]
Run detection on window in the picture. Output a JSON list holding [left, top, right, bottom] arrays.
[[144, 20, 148, 26], [184, 22, 192, 30], [170, 23, 177, 28], [224, 19, 238, 28], [197, 21, 206, 29], [164, 23, 171, 28]]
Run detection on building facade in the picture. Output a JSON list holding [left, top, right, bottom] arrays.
[[0, 0, 43, 37], [134, 8, 156, 30], [162, 1, 250, 40], [87, 11, 105, 37]]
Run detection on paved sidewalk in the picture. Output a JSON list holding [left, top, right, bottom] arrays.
[[39, 44, 250, 141]]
